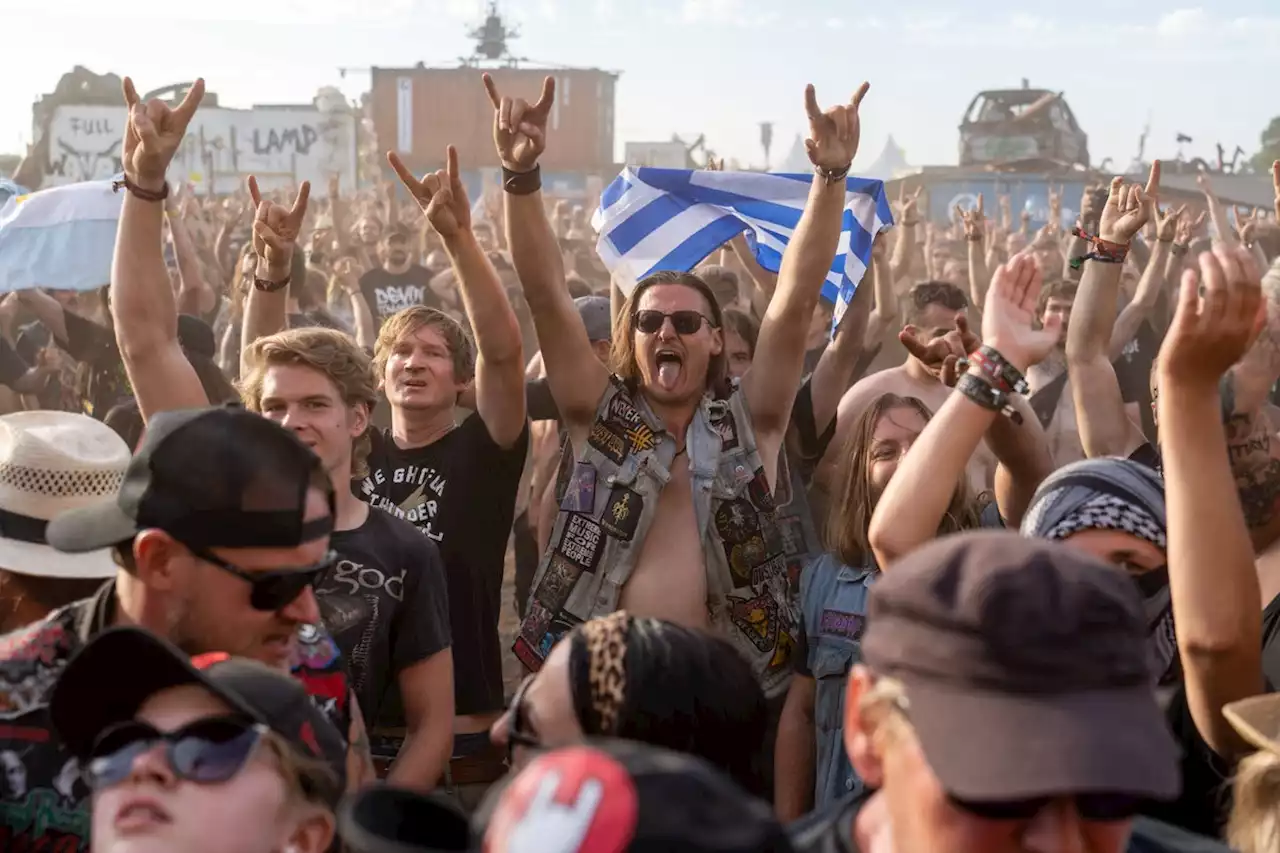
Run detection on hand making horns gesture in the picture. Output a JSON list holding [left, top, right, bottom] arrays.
[[388, 145, 472, 241], [1099, 160, 1161, 245], [247, 176, 310, 281], [483, 73, 555, 174], [121, 77, 205, 191], [803, 82, 870, 173]]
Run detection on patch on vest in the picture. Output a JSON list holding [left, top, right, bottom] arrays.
[[770, 629, 795, 671], [558, 514, 605, 573], [747, 468, 776, 512], [715, 499, 767, 587], [536, 554, 583, 611], [607, 394, 646, 429], [515, 602, 582, 671], [588, 421, 628, 465], [728, 594, 779, 653], [710, 407, 739, 451], [819, 609, 866, 642], [600, 485, 643, 541], [624, 422, 657, 453], [560, 462, 597, 513]]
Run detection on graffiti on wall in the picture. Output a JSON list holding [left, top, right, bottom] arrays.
[[42, 106, 356, 196]]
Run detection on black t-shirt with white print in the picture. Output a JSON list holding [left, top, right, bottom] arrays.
[[359, 265, 442, 327], [318, 507, 451, 729], [358, 414, 530, 716]]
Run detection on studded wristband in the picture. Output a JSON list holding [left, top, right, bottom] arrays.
[[502, 165, 542, 196], [253, 275, 290, 293], [967, 345, 1029, 395], [956, 373, 1024, 425]]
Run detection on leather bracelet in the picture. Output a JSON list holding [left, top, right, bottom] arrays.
[[956, 372, 1024, 425], [112, 176, 169, 202], [967, 344, 1029, 395], [503, 165, 542, 196], [815, 163, 850, 185], [253, 275, 290, 293]]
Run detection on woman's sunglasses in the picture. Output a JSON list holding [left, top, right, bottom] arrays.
[[503, 675, 541, 764], [186, 544, 337, 612], [85, 715, 268, 792], [633, 309, 712, 336], [949, 791, 1141, 823]]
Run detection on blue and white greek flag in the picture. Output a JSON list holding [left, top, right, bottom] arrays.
[[0, 176, 123, 293], [591, 168, 893, 332]]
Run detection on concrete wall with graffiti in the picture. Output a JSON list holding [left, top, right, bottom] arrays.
[[40, 105, 357, 197]]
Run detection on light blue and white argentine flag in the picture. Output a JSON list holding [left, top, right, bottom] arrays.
[[592, 168, 893, 332], [0, 176, 123, 294]]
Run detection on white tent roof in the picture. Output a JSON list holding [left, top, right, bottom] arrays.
[[779, 134, 811, 173], [862, 135, 913, 181]]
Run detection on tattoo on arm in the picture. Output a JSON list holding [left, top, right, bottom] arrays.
[[1222, 373, 1280, 530]]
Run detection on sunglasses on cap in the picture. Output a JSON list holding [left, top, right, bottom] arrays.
[[949, 791, 1142, 823], [633, 309, 714, 336], [84, 715, 268, 792], [186, 543, 337, 612]]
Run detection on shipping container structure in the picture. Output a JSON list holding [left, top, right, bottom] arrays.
[[370, 65, 618, 178]]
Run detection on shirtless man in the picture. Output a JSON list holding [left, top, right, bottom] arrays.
[[824, 281, 998, 496], [1025, 280, 1082, 465], [494, 73, 872, 698]]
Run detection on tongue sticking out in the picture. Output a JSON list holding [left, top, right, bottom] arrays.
[[657, 359, 681, 390]]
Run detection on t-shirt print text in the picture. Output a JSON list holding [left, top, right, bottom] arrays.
[[362, 465, 448, 542], [375, 285, 426, 319]]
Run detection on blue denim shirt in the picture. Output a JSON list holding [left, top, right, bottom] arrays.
[[799, 552, 875, 809]]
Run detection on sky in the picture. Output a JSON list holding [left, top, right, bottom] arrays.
[[1, 0, 1278, 175]]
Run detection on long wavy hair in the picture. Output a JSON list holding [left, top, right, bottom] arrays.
[[825, 393, 983, 567]]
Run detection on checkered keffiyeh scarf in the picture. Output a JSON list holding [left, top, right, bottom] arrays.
[[1020, 458, 1177, 685]]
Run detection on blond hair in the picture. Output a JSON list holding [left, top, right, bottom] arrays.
[[1229, 750, 1280, 853], [238, 328, 377, 478], [372, 306, 475, 387], [608, 271, 728, 395]]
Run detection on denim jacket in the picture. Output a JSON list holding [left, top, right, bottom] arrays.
[[513, 375, 801, 698], [800, 552, 875, 809]]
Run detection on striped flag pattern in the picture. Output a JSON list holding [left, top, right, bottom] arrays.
[[591, 168, 893, 331], [0, 176, 123, 293]]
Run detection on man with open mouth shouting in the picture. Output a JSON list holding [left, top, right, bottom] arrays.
[[496, 72, 872, 712]]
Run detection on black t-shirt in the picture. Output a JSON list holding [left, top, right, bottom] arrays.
[[1260, 592, 1280, 689], [358, 415, 530, 716], [1115, 321, 1162, 443], [319, 507, 451, 729], [55, 309, 131, 419], [1141, 685, 1232, 837], [359, 265, 441, 326]]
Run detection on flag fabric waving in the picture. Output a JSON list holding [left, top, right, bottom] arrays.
[[591, 168, 893, 332], [0, 176, 123, 294]]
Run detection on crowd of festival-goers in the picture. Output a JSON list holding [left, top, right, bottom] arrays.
[[2, 68, 1280, 853]]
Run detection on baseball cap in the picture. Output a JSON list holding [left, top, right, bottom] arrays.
[[46, 406, 334, 554], [860, 530, 1179, 803], [575, 296, 612, 344], [477, 740, 792, 853], [50, 626, 347, 805], [339, 786, 471, 853]]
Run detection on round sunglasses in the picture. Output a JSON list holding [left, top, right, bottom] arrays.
[[85, 715, 268, 792]]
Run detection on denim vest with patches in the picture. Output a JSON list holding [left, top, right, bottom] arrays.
[[799, 553, 874, 809], [512, 375, 801, 698]]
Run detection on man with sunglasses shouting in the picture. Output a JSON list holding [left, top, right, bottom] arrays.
[[494, 72, 872, 702], [0, 405, 364, 852]]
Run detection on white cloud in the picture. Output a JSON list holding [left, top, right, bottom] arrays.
[[680, 0, 740, 24], [1010, 14, 1044, 31], [1156, 8, 1207, 37], [825, 17, 845, 30]]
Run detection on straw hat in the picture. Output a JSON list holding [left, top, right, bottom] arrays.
[[1225, 693, 1280, 755], [0, 411, 129, 579]]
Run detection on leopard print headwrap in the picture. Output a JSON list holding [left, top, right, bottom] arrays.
[[578, 611, 630, 735]]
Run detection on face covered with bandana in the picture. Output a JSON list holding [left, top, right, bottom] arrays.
[[1020, 458, 1176, 685]]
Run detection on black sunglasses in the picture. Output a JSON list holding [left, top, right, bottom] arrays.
[[186, 543, 337, 612], [633, 309, 713, 336], [503, 675, 541, 764], [949, 791, 1142, 823], [85, 715, 268, 791]]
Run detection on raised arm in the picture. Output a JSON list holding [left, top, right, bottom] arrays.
[[238, 177, 310, 378], [744, 82, 869, 481], [484, 74, 607, 430], [1106, 207, 1178, 360], [1065, 164, 1160, 458], [389, 144, 527, 447], [808, 268, 872, 437], [333, 257, 376, 350], [868, 256, 1058, 567], [1159, 245, 1264, 757], [957, 195, 991, 309], [110, 76, 209, 421], [166, 192, 216, 318]]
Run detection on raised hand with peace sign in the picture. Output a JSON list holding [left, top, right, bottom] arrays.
[[483, 74, 555, 174], [248, 175, 310, 282], [121, 77, 205, 192], [1099, 160, 1161, 245], [388, 145, 472, 241], [803, 83, 870, 174]]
